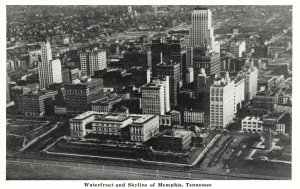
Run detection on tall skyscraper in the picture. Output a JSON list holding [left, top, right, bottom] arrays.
[[38, 40, 62, 89], [157, 61, 180, 107], [238, 67, 258, 101], [189, 8, 215, 49], [80, 49, 107, 77], [210, 72, 235, 129]]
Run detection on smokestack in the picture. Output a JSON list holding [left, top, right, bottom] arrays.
[[160, 52, 163, 63]]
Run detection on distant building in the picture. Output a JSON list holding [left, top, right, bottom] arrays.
[[127, 67, 151, 87], [210, 72, 235, 129], [230, 41, 245, 58], [239, 67, 258, 101], [253, 45, 269, 58], [80, 49, 106, 77], [151, 37, 184, 77], [189, 8, 214, 49], [38, 41, 62, 89], [122, 51, 151, 69], [62, 68, 82, 84], [221, 56, 245, 73], [65, 78, 104, 116], [17, 90, 57, 116], [193, 47, 220, 90], [156, 128, 192, 152], [258, 76, 276, 91], [157, 61, 181, 107], [253, 91, 278, 112], [234, 76, 245, 113]]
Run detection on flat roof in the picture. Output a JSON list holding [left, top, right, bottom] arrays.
[[242, 116, 262, 121], [162, 129, 191, 138], [130, 114, 156, 124], [141, 83, 163, 89], [72, 111, 101, 120], [91, 96, 122, 105], [94, 113, 130, 122]]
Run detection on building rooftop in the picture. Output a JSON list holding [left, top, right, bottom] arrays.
[[72, 111, 101, 120], [130, 114, 156, 124], [255, 90, 277, 97], [161, 129, 191, 138], [242, 116, 262, 121], [68, 77, 102, 86], [21, 90, 56, 97], [264, 112, 285, 119], [91, 95, 123, 106], [94, 113, 131, 122], [141, 82, 163, 89]]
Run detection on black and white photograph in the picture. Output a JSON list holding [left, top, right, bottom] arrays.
[[2, 0, 299, 188]]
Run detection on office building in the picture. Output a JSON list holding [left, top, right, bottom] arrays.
[[151, 37, 184, 77], [157, 61, 180, 107], [65, 77, 104, 116], [230, 41, 246, 58], [193, 47, 220, 90], [234, 76, 245, 113], [189, 8, 214, 49], [253, 91, 278, 112], [38, 40, 62, 89], [239, 67, 258, 101], [17, 90, 58, 116], [80, 49, 106, 77], [210, 72, 235, 129], [141, 78, 169, 115], [127, 67, 151, 87], [62, 68, 82, 84]]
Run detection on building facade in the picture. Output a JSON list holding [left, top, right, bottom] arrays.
[[38, 41, 62, 89], [189, 8, 214, 49], [80, 49, 107, 77], [65, 78, 104, 116], [210, 73, 235, 129], [17, 90, 58, 116], [241, 116, 263, 133], [157, 61, 180, 107], [129, 114, 159, 142], [230, 41, 246, 58]]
